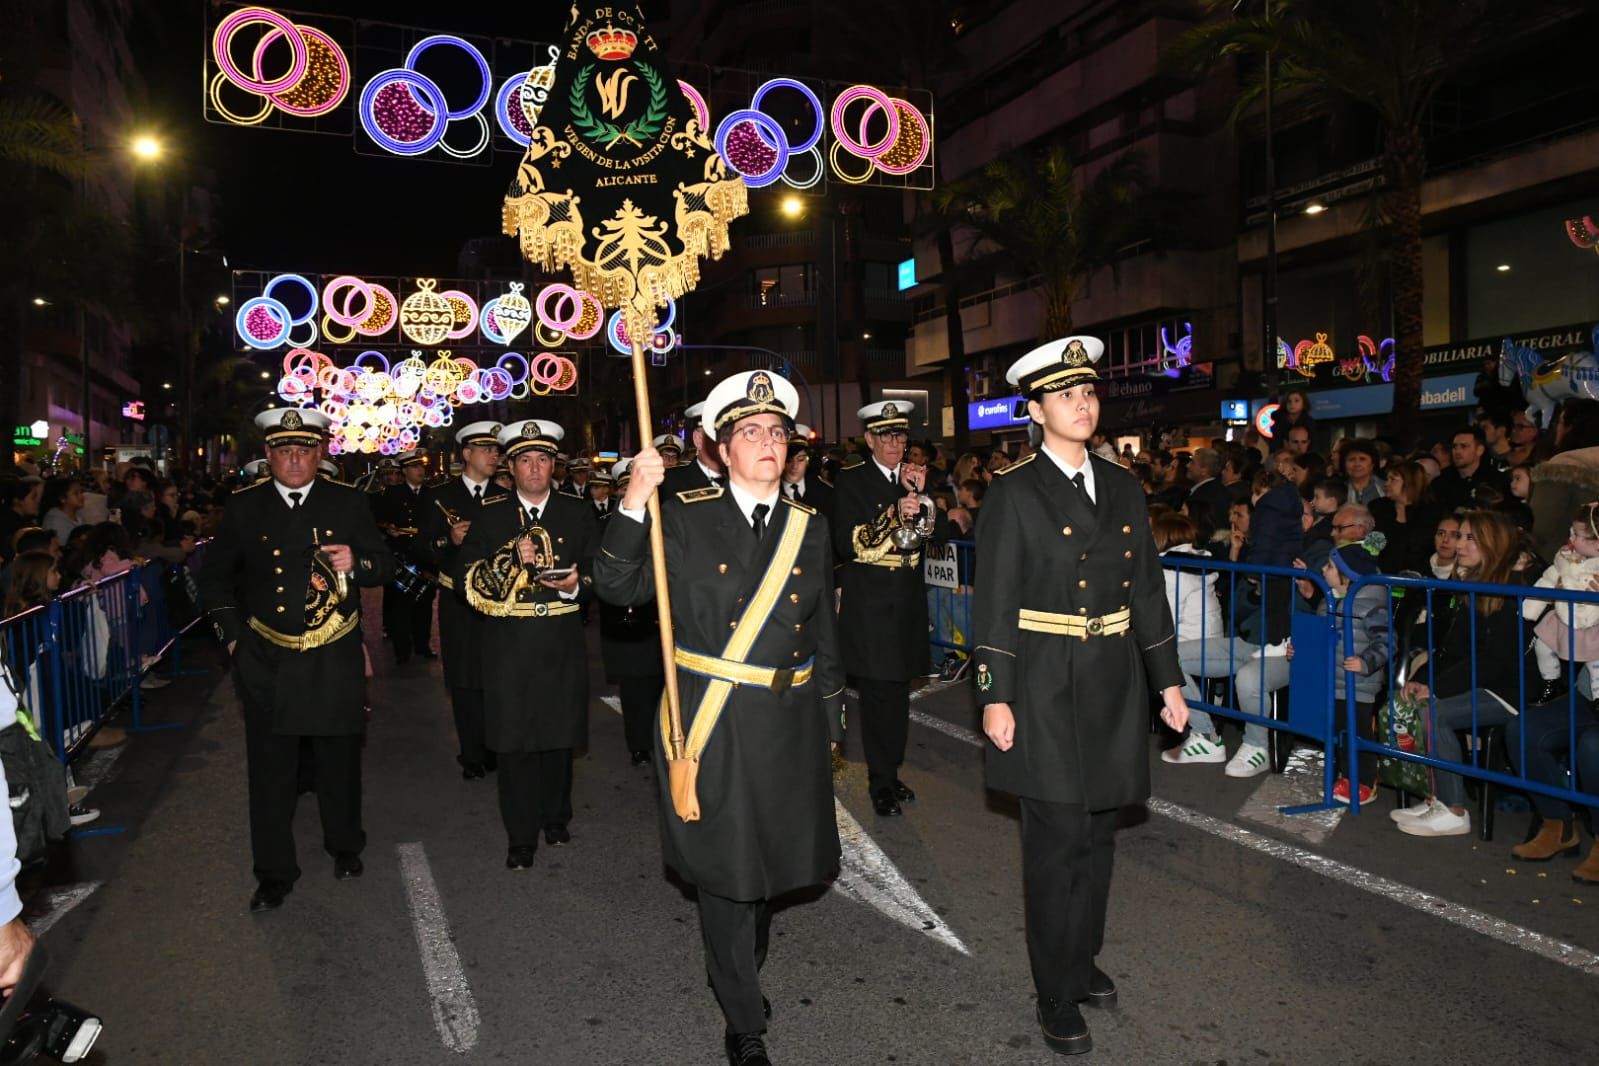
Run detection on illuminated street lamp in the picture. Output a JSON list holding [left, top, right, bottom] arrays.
[[131, 135, 163, 161]]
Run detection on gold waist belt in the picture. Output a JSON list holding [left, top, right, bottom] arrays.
[[436, 573, 455, 590], [1017, 607, 1131, 640], [248, 611, 360, 652], [503, 598, 580, 619], [861, 551, 922, 569], [674, 647, 814, 694]]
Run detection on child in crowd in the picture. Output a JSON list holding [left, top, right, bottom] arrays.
[[1315, 538, 1392, 804], [1509, 463, 1533, 503], [1524, 503, 1599, 705]]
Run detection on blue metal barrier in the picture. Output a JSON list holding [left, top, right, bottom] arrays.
[[0, 542, 213, 763], [927, 539, 975, 663], [1342, 571, 1599, 820]]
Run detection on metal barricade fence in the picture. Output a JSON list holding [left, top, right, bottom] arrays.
[[0, 541, 211, 764], [927, 540, 975, 666], [1342, 572, 1599, 820]]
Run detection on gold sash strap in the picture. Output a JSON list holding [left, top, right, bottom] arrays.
[[673, 648, 813, 693], [248, 611, 360, 651], [500, 598, 579, 619], [436, 573, 456, 591], [661, 506, 811, 759], [1017, 607, 1131, 640], [861, 551, 921, 569]]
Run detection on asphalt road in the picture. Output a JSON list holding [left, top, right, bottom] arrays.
[[26, 598, 1599, 1065]]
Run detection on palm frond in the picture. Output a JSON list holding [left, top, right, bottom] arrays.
[[0, 93, 87, 178]]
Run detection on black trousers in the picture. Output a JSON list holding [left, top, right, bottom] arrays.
[[619, 675, 664, 755], [384, 584, 436, 660], [449, 686, 488, 767], [698, 890, 772, 1035], [1019, 799, 1117, 1004], [495, 749, 573, 847], [245, 721, 364, 885], [854, 676, 911, 795]]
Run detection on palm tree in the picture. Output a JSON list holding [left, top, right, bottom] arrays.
[[935, 144, 1153, 338], [1168, 0, 1535, 424]]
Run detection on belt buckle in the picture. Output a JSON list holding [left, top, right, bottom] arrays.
[[769, 667, 794, 694], [1087, 617, 1103, 636]]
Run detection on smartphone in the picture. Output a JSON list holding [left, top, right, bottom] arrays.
[[536, 566, 575, 582]]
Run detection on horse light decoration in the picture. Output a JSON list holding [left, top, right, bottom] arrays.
[[1499, 324, 1599, 429]]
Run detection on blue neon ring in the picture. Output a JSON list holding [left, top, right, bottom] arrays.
[[359, 68, 448, 155], [496, 352, 530, 385], [353, 350, 391, 374], [606, 309, 631, 355], [237, 297, 292, 350], [404, 35, 491, 120], [262, 273, 319, 326], [715, 109, 789, 188], [494, 71, 533, 146], [750, 77, 824, 154], [479, 298, 512, 346]]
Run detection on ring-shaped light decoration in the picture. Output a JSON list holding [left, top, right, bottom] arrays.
[[438, 289, 480, 340], [322, 275, 374, 326], [478, 298, 511, 346], [436, 110, 491, 160], [528, 376, 552, 398], [866, 98, 931, 175], [716, 110, 788, 187], [566, 291, 605, 340], [284, 319, 320, 349], [207, 70, 275, 126], [651, 326, 678, 353], [830, 85, 899, 159], [262, 273, 319, 326], [403, 35, 491, 120], [359, 69, 447, 155], [828, 139, 876, 185], [529, 352, 566, 385], [319, 316, 358, 345], [352, 350, 391, 373], [455, 378, 484, 405], [679, 80, 710, 132], [212, 6, 308, 96], [354, 284, 398, 336], [495, 352, 530, 386], [259, 24, 349, 117], [237, 296, 292, 349], [536, 283, 585, 333], [750, 77, 825, 154], [780, 144, 826, 190], [606, 309, 631, 355], [494, 71, 535, 146], [532, 320, 568, 349]]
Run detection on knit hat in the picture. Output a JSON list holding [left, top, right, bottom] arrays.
[[1332, 533, 1384, 581]]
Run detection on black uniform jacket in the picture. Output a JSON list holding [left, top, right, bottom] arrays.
[[782, 474, 832, 518], [971, 452, 1183, 809], [414, 476, 490, 690], [592, 487, 844, 901], [375, 482, 428, 557], [197, 477, 395, 735], [661, 460, 721, 496], [596, 509, 664, 682], [831, 460, 951, 681], [452, 488, 597, 753]]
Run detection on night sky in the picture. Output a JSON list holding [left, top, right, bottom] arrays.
[[142, 2, 592, 278]]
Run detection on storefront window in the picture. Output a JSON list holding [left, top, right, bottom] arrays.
[[1465, 197, 1599, 338]]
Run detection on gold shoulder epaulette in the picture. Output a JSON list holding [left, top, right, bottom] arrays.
[[317, 474, 354, 488], [993, 453, 1036, 477], [482, 492, 509, 506], [559, 489, 584, 501], [819, 474, 833, 488], [235, 478, 270, 493], [781, 496, 817, 515], [677, 486, 725, 504]]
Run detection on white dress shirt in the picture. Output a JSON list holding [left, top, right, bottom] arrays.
[[1039, 444, 1095, 503], [462, 473, 490, 500], [273, 479, 314, 508], [726, 479, 782, 531]]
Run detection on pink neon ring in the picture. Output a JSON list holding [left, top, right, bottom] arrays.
[[529, 352, 566, 385], [261, 25, 349, 117], [322, 276, 374, 327], [536, 285, 584, 333], [871, 99, 931, 175], [831, 85, 900, 160], [565, 293, 605, 340], [212, 7, 309, 96]]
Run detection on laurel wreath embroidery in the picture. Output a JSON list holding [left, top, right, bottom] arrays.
[[570, 62, 669, 150]]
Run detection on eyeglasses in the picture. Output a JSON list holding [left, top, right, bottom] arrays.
[[732, 423, 790, 444], [873, 431, 908, 443]]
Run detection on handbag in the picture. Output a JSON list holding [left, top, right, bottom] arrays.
[[1376, 695, 1432, 800]]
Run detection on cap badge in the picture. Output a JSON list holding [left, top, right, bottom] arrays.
[[521, 420, 540, 437], [1064, 339, 1088, 365], [488, 424, 502, 436], [748, 372, 775, 405], [281, 410, 303, 430], [882, 402, 899, 418]]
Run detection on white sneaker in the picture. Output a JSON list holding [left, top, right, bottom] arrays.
[[1388, 799, 1432, 823], [1396, 801, 1471, 837], [1162, 733, 1225, 764], [1225, 742, 1270, 778], [68, 804, 100, 827], [1260, 640, 1290, 658]]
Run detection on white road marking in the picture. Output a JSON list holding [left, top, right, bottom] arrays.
[[26, 882, 102, 936], [601, 692, 967, 954], [833, 798, 969, 956], [397, 842, 480, 1054], [908, 705, 1599, 977]]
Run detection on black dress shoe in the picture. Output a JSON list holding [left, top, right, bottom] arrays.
[[892, 779, 916, 803], [506, 846, 536, 870], [630, 749, 651, 766], [1084, 966, 1117, 1010], [249, 881, 292, 912], [544, 825, 571, 846], [726, 1032, 771, 1066], [483, 753, 498, 773], [461, 763, 486, 780], [871, 790, 903, 817], [334, 855, 364, 880], [1036, 997, 1091, 1055]]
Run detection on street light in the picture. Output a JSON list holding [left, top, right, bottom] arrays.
[[215, 294, 231, 306], [131, 135, 163, 161], [32, 297, 48, 307], [1303, 202, 1326, 216], [781, 195, 804, 218]]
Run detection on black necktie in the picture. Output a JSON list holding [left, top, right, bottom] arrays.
[[472, 484, 483, 502], [887, 466, 897, 484], [527, 505, 540, 524], [1070, 472, 1090, 503], [751, 503, 769, 540], [288, 491, 302, 509], [787, 483, 799, 500]]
